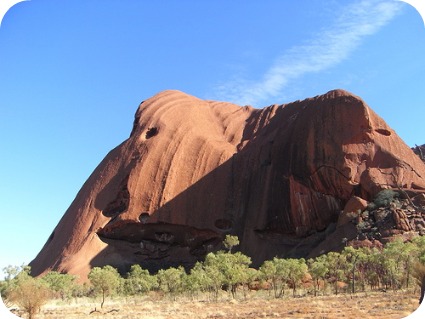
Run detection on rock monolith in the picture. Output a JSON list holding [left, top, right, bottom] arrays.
[[30, 89, 425, 280]]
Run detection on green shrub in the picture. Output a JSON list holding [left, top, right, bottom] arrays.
[[88, 266, 122, 308], [368, 189, 398, 210]]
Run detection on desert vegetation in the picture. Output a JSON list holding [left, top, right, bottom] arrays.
[[1, 234, 425, 318], [3, 188, 425, 318]]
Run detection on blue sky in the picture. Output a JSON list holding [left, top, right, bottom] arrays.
[[0, 0, 424, 275]]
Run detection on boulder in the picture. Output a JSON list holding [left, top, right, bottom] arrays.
[[337, 196, 369, 227]]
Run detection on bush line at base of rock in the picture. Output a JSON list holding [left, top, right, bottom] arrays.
[[2, 234, 425, 316]]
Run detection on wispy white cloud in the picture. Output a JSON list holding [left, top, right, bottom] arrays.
[[214, 0, 402, 106]]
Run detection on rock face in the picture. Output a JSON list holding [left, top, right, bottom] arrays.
[[29, 89, 425, 280]]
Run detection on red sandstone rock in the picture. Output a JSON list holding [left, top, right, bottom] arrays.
[[349, 239, 383, 250], [29, 89, 425, 280], [337, 196, 369, 227], [344, 197, 369, 215], [392, 209, 412, 232], [413, 193, 425, 207]]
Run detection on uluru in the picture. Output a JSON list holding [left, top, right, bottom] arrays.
[[29, 89, 425, 280]]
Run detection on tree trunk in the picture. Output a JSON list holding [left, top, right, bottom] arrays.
[[278, 285, 285, 298], [420, 275, 425, 304], [101, 290, 105, 308], [231, 284, 237, 299]]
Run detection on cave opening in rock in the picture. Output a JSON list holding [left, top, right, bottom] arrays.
[[139, 212, 150, 223], [375, 128, 391, 136], [146, 127, 159, 139]]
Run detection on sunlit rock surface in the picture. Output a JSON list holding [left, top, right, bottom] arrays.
[[30, 89, 425, 280]]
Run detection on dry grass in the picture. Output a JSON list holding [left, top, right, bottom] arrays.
[[13, 290, 421, 319]]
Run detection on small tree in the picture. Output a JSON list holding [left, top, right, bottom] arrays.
[[202, 257, 225, 301], [224, 252, 252, 298], [412, 236, 425, 303], [6, 267, 50, 319], [41, 271, 77, 300], [412, 262, 425, 304], [307, 256, 328, 296], [2, 264, 27, 298], [2, 265, 22, 281], [259, 259, 280, 298], [341, 246, 369, 294], [323, 252, 347, 295], [282, 258, 308, 297], [201, 249, 252, 300], [364, 248, 385, 290], [205, 250, 251, 299], [186, 261, 209, 297], [223, 235, 240, 253], [124, 264, 157, 296], [156, 266, 186, 300], [88, 266, 121, 308], [382, 240, 406, 290], [260, 257, 292, 298]]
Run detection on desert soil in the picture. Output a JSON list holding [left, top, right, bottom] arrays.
[[21, 290, 421, 319]]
